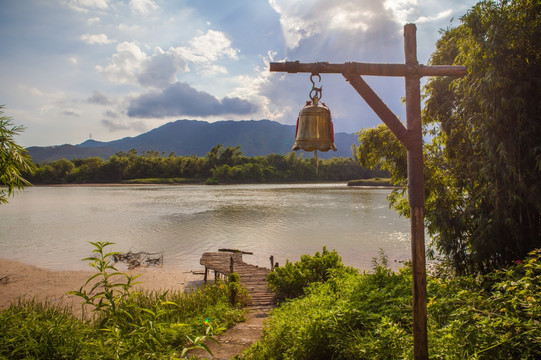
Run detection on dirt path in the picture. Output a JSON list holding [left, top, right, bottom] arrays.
[[189, 305, 272, 359]]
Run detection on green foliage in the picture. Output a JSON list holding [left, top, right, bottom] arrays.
[[0, 241, 246, 359], [27, 145, 385, 185], [227, 272, 252, 307], [0, 299, 97, 359], [427, 249, 541, 359], [68, 241, 240, 358], [68, 241, 141, 324], [357, 0, 541, 274], [266, 246, 356, 301], [242, 250, 541, 359], [0, 105, 35, 204]]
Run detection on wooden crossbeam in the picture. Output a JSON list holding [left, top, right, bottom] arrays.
[[269, 24, 467, 360], [270, 61, 466, 78]]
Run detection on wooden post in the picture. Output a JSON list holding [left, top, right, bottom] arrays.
[[204, 266, 208, 283], [404, 23, 428, 360], [230, 256, 234, 274], [269, 23, 466, 359]]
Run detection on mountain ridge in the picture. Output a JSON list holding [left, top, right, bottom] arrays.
[[27, 119, 359, 163]]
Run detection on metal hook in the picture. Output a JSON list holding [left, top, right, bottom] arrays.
[[309, 73, 322, 104], [310, 73, 321, 87]]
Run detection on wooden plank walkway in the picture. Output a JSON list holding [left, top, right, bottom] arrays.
[[200, 251, 276, 307]]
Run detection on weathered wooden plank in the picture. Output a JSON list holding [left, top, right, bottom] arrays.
[[200, 251, 276, 306]]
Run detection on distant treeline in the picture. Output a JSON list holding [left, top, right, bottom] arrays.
[[26, 144, 386, 184]]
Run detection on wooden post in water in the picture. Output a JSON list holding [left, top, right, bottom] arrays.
[[269, 24, 466, 359]]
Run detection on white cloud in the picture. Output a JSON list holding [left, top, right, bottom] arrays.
[[129, 0, 159, 14], [179, 30, 239, 63], [117, 23, 143, 32], [268, 0, 394, 49], [227, 51, 286, 121], [18, 84, 45, 97], [415, 9, 452, 24], [97, 29, 239, 89], [137, 47, 189, 88], [87, 16, 101, 24], [199, 64, 228, 76], [96, 42, 148, 85], [65, 0, 109, 12], [81, 33, 116, 45], [383, 0, 418, 24]]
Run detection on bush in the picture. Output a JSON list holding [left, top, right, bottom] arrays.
[[228, 272, 252, 307], [266, 246, 356, 300], [242, 250, 541, 359]]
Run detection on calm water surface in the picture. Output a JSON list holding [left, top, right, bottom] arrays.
[[0, 184, 411, 271]]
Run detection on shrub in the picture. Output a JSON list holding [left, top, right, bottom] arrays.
[[227, 272, 251, 307], [266, 246, 356, 300], [242, 250, 541, 359]]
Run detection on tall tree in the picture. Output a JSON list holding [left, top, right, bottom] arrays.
[[0, 105, 35, 203], [358, 0, 541, 274]]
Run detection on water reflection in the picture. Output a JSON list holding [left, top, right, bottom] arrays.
[[0, 184, 411, 271]]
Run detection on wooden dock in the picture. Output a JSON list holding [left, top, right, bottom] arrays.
[[200, 251, 276, 307]]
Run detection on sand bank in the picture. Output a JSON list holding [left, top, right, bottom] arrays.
[[0, 258, 203, 310]]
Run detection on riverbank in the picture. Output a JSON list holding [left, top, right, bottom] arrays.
[[0, 258, 202, 311]]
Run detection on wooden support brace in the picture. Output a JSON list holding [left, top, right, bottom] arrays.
[[342, 68, 414, 149], [268, 23, 467, 360]]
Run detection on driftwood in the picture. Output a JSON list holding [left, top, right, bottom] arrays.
[[218, 248, 253, 255], [0, 274, 10, 284], [113, 251, 163, 269]]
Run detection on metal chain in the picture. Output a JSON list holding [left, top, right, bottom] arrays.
[[309, 73, 322, 104]]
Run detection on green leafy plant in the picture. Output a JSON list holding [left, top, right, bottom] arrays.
[[0, 105, 35, 204], [266, 246, 356, 300], [227, 272, 252, 307], [0, 241, 246, 359], [242, 249, 541, 359], [69, 241, 141, 323], [69, 241, 224, 359]]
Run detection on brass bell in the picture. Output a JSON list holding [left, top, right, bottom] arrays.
[[292, 74, 337, 153], [292, 100, 337, 152]]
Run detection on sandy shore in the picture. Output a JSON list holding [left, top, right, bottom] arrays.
[[0, 258, 204, 311]]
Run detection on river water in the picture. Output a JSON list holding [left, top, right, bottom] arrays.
[[0, 183, 411, 271]]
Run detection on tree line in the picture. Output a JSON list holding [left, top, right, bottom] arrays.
[[26, 144, 386, 184]]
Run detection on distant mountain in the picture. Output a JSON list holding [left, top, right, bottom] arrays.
[[26, 119, 359, 163]]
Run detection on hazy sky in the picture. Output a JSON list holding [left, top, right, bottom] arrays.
[[1, 0, 478, 147]]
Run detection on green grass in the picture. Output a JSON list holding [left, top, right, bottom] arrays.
[[0, 242, 246, 359], [347, 178, 393, 187], [242, 249, 541, 360]]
